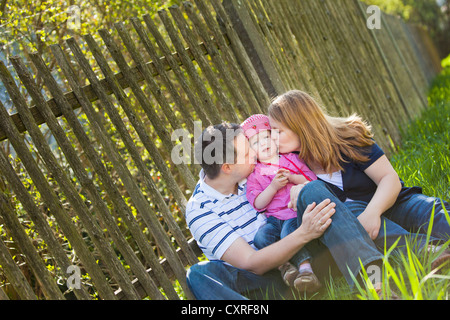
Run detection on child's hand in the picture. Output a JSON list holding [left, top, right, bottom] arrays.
[[269, 169, 289, 191]]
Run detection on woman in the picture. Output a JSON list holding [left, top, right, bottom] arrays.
[[268, 90, 450, 268]]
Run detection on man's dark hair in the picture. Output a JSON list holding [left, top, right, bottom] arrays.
[[194, 122, 242, 180]]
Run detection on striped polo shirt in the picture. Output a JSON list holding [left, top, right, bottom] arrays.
[[185, 170, 267, 262]]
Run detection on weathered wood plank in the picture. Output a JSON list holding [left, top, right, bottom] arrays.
[[61, 34, 193, 302], [0, 34, 228, 142], [0, 143, 92, 300], [12, 54, 166, 300], [0, 234, 37, 300], [0, 192, 65, 300], [0, 64, 117, 300]]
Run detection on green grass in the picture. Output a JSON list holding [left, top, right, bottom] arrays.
[[313, 56, 450, 300], [390, 62, 450, 200]]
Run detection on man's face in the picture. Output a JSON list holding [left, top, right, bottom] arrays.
[[229, 133, 257, 180]]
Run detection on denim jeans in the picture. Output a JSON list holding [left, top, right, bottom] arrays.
[[344, 200, 441, 254], [296, 180, 384, 285], [383, 193, 450, 241], [254, 216, 311, 268], [186, 261, 289, 300]]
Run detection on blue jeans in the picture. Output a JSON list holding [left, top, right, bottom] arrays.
[[296, 180, 384, 286], [344, 201, 441, 253], [254, 216, 311, 268], [186, 261, 289, 300], [383, 193, 450, 241]]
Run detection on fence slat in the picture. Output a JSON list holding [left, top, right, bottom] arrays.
[[156, 9, 227, 125], [64, 33, 194, 299], [246, 0, 295, 93], [0, 149, 92, 300], [168, 5, 239, 124], [39, 44, 186, 299], [113, 23, 200, 267], [183, 2, 250, 119], [11, 55, 167, 300], [381, 13, 427, 111], [53, 39, 181, 300], [98, 28, 197, 191], [0, 233, 37, 300], [142, 12, 222, 125], [0, 70, 117, 300], [0, 284, 10, 300], [115, 22, 184, 132], [65, 36, 197, 267], [0, 192, 65, 300], [210, 0, 270, 109], [1, 60, 142, 300], [193, 0, 262, 115], [80, 32, 197, 267], [132, 16, 211, 126]]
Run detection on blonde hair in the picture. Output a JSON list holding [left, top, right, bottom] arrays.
[[268, 90, 374, 173]]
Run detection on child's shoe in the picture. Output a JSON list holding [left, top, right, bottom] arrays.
[[293, 269, 321, 293], [278, 262, 299, 287]]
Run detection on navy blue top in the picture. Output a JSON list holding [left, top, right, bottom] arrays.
[[316, 142, 422, 204]]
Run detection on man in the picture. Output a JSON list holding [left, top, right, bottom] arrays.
[[185, 123, 383, 299]]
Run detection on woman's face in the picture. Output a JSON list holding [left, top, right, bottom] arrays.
[[268, 116, 301, 154]]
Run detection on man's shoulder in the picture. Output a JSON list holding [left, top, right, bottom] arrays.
[[186, 185, 208, 215], [185, 181, 221, 219]]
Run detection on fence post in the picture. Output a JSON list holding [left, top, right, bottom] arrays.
[[222, 0, 286, 98]]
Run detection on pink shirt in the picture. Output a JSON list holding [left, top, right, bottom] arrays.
[[246, 153, 317, 220]]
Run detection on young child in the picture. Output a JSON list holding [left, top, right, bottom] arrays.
[[242, 114, 321, 293]]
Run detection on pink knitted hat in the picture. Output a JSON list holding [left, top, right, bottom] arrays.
[[241, 114, 271, 139]]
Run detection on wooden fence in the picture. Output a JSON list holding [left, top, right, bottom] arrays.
[[0, 0, 441, 300]]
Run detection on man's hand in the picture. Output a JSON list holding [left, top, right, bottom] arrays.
[[269, 169, 289, 191], [287, 181, 309, 211], [221, 198, 335, 275], [297, 199, 335, 242], [357, 211, 381, 240]]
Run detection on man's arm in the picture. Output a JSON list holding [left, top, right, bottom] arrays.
[[221, 199, 335, 275]]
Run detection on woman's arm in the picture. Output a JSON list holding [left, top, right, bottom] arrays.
[[358, 155, 402, 239], [221, 199, 335, 275]]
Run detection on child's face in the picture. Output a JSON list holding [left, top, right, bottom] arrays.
[[248, 130, 278, 161]]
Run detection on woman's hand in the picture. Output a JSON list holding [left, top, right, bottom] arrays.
[[287, 181, 309, 211], [357, 210, 381, 240]]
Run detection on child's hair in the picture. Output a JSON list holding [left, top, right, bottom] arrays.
[[268, 90, 374, 173]]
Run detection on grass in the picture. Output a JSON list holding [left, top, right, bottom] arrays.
[[313, 56, 450, 300]]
